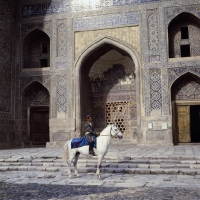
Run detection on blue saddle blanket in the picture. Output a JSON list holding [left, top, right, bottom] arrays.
[[71, 136, 96, 149]]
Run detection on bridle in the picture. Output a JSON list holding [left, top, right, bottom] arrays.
[[100, 125, 121, 138]]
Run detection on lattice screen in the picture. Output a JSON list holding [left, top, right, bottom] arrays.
[[105, 101, 130, 139]]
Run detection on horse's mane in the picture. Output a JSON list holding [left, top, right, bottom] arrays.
[[100, 124, 111, 135]]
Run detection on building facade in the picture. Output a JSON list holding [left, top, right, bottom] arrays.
[[1, 0, 200, 148]]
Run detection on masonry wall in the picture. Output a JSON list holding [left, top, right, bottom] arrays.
[[1, 0, 200, 148], [0, 0, 16, 148]]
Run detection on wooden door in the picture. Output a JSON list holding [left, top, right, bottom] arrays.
[[177, 105, 191, 143], [30, 108, 49, 145]]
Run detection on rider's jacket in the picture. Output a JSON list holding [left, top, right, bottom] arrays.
[[85, 121, 97, 136]]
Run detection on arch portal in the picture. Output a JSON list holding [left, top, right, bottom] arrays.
[[22, 81, 50, 145], [168, 12, 200, 58], [75, 38, 141, 142], [171, 73, 200, 144], [23, 29, 50, 69]]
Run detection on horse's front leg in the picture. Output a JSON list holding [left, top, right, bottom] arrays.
[[73, 152, 80, 177], [68, 154, 74, 179], [96, 154, 103, 179]]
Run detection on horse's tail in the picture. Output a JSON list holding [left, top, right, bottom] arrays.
[[63, 140, 70, 164]]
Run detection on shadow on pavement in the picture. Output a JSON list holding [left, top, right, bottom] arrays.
[[1, 182, 200, 200], [0, 182, 123, 200]]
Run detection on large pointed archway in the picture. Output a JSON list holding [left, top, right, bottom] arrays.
[[75, 37, 141, 143]]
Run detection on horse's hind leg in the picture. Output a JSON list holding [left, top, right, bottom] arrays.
[[96, 154, 103, 179], [73, 152, 80, 177]]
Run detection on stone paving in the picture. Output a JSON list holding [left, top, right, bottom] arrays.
[[1, 144, 200, 159], [1, 144, 200, 199]]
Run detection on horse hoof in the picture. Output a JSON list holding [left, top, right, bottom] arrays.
[[76, 174, 80, 178], [68, 175, 72, 179], [97, 174, 101, 179]]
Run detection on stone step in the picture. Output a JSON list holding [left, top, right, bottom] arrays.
[[2, 155, 200, 176], [1, 165, 200, 176], [1, 160, 200, 170], [1, 155, 200, 161], [128, 156, 200, 160], [2, 161, 200, 169], [1, 158, 200, 164]]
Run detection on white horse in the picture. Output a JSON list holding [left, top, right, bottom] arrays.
[[63, 124, 122, 178]]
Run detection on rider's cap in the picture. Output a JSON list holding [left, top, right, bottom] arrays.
[[86, 115, 91, 118]]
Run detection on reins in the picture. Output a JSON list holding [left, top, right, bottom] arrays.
[[100, 126, 120, 138]]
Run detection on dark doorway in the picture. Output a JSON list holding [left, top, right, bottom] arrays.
[[30, 107, 49, 145], [190, 105, 200, 142]]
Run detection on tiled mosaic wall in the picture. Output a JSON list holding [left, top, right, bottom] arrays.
[[2, 0, 200, 147], [168, 12, 200, 58], [21, 0, 164, 17], [0, 0, 15, 148], [0, 0, 12, 113], [164, 4, 200, 116], [172, 73, 200, 100], [23, 29, 50, 68]]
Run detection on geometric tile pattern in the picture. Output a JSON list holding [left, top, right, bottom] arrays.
[[74, 13, 139, 31], [189, 25, 200, 57], [20, 76, 51, 95], [165, 4, 200, 25], [57, 23, 67, 57], [171, 73, 200, 100], [21, 1, 161, 17], [143, 66, 151, 116], [143, 9, 160, 116], [148, 12, 159, 50], [162, 67, 169, 116], [150, 69, 162, 110], [27, 84, 50, 106], [168, 67, 200, 86], [57, 78, 67, 113]]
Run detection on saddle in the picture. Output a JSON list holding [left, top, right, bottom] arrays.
[[71, 135, 96, 149]]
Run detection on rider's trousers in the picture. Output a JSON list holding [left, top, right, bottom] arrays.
[[89, 141, 94, 152]]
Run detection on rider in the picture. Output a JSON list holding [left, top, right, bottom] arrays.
[[85, 115, 100, 156]]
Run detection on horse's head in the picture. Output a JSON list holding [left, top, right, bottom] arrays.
[[110, 124, 123, 139]]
